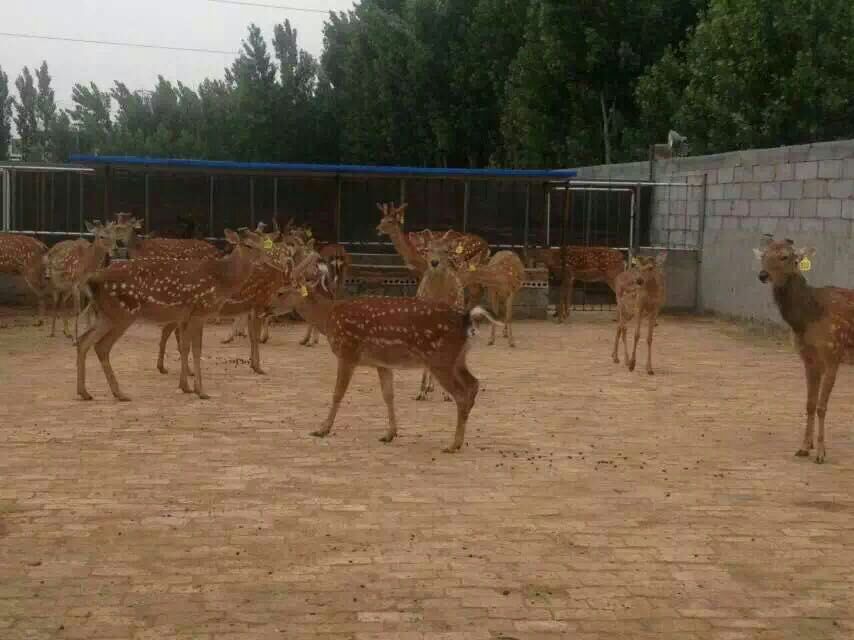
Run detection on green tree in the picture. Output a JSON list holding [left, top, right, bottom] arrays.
[[0, 66, 12, 161], [14, 67, 39, 160], [35, 61, 58, 159], [637, 0, 854, 153], [50, 111, 75, 162], [69, 82, 113, 153]]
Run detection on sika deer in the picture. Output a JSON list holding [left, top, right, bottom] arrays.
[[272, 255, 502, 452], [44, 221, 127, 343], [114, 212, 220, 261], [612, 253, 667, 375], [77, 229, 269, 401], [531, 246, 625, 322], [458, 250, 525, 347], [414, 239, 465, 401], [756, 237, 854, 464], [0, 233, 49, 325], [300, 242, 351, 347]]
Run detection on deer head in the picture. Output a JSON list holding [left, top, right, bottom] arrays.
[[424, 239, 453, 274], [632, 253, 666, 286], [376, 202, 408, 237], [754, 238, 815, 286]]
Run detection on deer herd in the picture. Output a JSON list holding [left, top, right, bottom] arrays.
[[0, 206, 847, 462]]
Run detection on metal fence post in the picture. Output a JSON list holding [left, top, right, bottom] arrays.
[[560, 181, 571, 309], [144, 173, 150, 234], [695, 173, 708, 312], [273, 177, 278, 220], [79, 172, 84, 233], [463, 181, 470, 232], [249, 176, 256, 230], [523, 182, 531, 262], [208, 176, 215, 237], [335, 176, 342, 243]]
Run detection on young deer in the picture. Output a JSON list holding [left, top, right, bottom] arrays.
[[156, 229, 293, 376], [77, 229, 269, 402], [612, 253, 667, 375], [44, 221, 127, 343], [413, 239, 465, 401], [0, 233, 49, 325], [272, 255, 502, 453], [531, 246, 625, 322], [458, 250, 525, 347], [755, 237, 854, 464], [300, 242, 351, 347]]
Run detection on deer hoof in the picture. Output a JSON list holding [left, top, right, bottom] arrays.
[[197, 393, 211, 400], [628, 360, 636, 372], [647, 369, 655, 376], [415, 393, 428, 401], [379, 433, 396, 443], [442, 445, 461, 454], [311, 429, 330, 438], [252, 367, 267, 376], [179, 384, 192, 394], [78, 391, 93, 401], [157, 365, 168, 375], [795, 449, 810, 457], [443, 394, 452, 402], [115, 394, 132, 402], [32, 319, 43, 327]]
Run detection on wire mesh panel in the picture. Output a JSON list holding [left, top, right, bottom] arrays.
[[405, 179, 464, 234], [275, 177, 337, 242], [112, 170, 146, 229], [340, 177, 399, 249]]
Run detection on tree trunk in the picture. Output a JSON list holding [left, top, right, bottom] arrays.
[[600, 91, 612, 165]]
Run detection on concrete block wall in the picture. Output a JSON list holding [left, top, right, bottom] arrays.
[[576, 139, 854, 323]]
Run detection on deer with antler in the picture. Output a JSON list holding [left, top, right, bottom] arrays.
[[457, 250, 526, 347], [612, 253, 667, 375], [300, 241, 351, 347], [376, 202, 490, 301], [272, 254, 502, 453], [44, 220, 131, 344], [531, 246, 625, 322], [755, 237, 854, 464], [0, 233, 50, 325], [77, 229, 275, 401], [114, 212, 220, 261]]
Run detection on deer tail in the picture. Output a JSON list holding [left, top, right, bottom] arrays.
[[467, 305, 504, 330]]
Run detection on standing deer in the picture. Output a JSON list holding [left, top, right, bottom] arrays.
[[113, 213, 220, 261], [0, 233, 49, 325], [156, 229, 293, 376], [376, 202, 490, 302], [44, 221, 128, 343], [755, 237, 854, 464], [272, 255, 502, 453], [531, 246, 625, 322], [612, 253, 666, 375], [77, 229, 270, 401], [300, 242, 351, 347], [458, 250, 525, 347]]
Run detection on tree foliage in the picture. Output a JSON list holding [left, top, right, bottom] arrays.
[[0, 66, 12, 161], [3, 2, 853, 167]]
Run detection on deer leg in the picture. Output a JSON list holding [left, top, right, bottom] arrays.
[[431, 363, 479, 453], [250, 310, 266, 375], [312, 324, 320, 345], [177, 322, 193, 394], [628, 311, 643, 372], [565, 278, 575, 322], [505, 293, 516, 347], [222, 316, 242, 344], [377, 367, 398, 443], [797, 358, 822, 457], [416, 369, 430, 401], [300, 323, 313, 346], [49, 290, 59, 337], [61, 292, 73, 339], [93, 319, 134, 402], [814, 360, 838, 464], [259, 316, 270, 344], [72, 287, 82, 346], [314, 358, 357, 438], [157, 323, 177, 374], [645, 311, 658, 375], [612, 311, 623, 363], [189, 319, 209, 400], [487, 290, 498, 346], [77, 313, 114, 401]]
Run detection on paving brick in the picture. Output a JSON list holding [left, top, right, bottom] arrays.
[[828, 179, 854, 199], [750, 200, 790, 217], [752, 164, 775, 182], [844, 200, 854, 220], [792, 199, 818, 218], [775, 163, 795, 181], [780, 181, 803, 200], [818, 159, 844, 178], [739, 183, 761, 200], [760, 183, 782, 200], [717, 168, 734, 184], [795, 161, 819, 180], [817, 199, 842, 218], [803, 179, 829, 198]]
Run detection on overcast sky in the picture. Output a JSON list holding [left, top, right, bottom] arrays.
[[1, 0, 355, 111]]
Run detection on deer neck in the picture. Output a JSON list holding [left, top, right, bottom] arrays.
[[295, 292, 334, 335], [388, 225, 421, 268], [773, 273, 823, 335], [84, 239, 111, 274], [211, 248, 259, 296]]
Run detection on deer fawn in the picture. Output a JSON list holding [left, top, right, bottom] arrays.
[[531, 246, 625, 322], [0, 233, 49, 325], [300, 242, 351, 347], [77, 229, 271, 402], [756, 237, 854, 464], [44, 220, 129, 344], [458, 250, 525, 347], [612, 253, 667, 375], [272, 254, 502, 453]]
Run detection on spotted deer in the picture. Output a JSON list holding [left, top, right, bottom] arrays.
[[531, 246, 625, 322], [376, 202, 490, 301], [300, 242, 351, 347], [272, 254, 502, 452], [0, 233, 49, 325], [156, 228, 294, 376], [44, 220, 129, 343], [458, 250, 525, 347], [756, 237, 854, 464], [77, 229, 271, 401], [612, 253, 666, 375], [114, 212, 220, 261]]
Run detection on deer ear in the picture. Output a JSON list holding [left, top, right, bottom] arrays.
[[133, 219, 143, 229], [84, 220, 96, 232], [796, 246, 816, 260], [376, 203, 386, 214], [753, 248, 764, 260], [655, 252, 667, 266], [224, 229, 240, 244]]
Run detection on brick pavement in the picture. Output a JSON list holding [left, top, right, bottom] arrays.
[[0, 311, 852, 639]]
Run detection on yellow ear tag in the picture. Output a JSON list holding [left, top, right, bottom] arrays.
[[300, 285, 309, 297], [631, 257, 638, 267], [468, 263, 477, 272], [799, 257, 812, 272], [306, 229, 313, 238], [456, 244, 464, 255], [263, 237, 274, 250]]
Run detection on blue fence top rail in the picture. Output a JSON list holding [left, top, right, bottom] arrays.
[[69, 154, 577, 180]]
